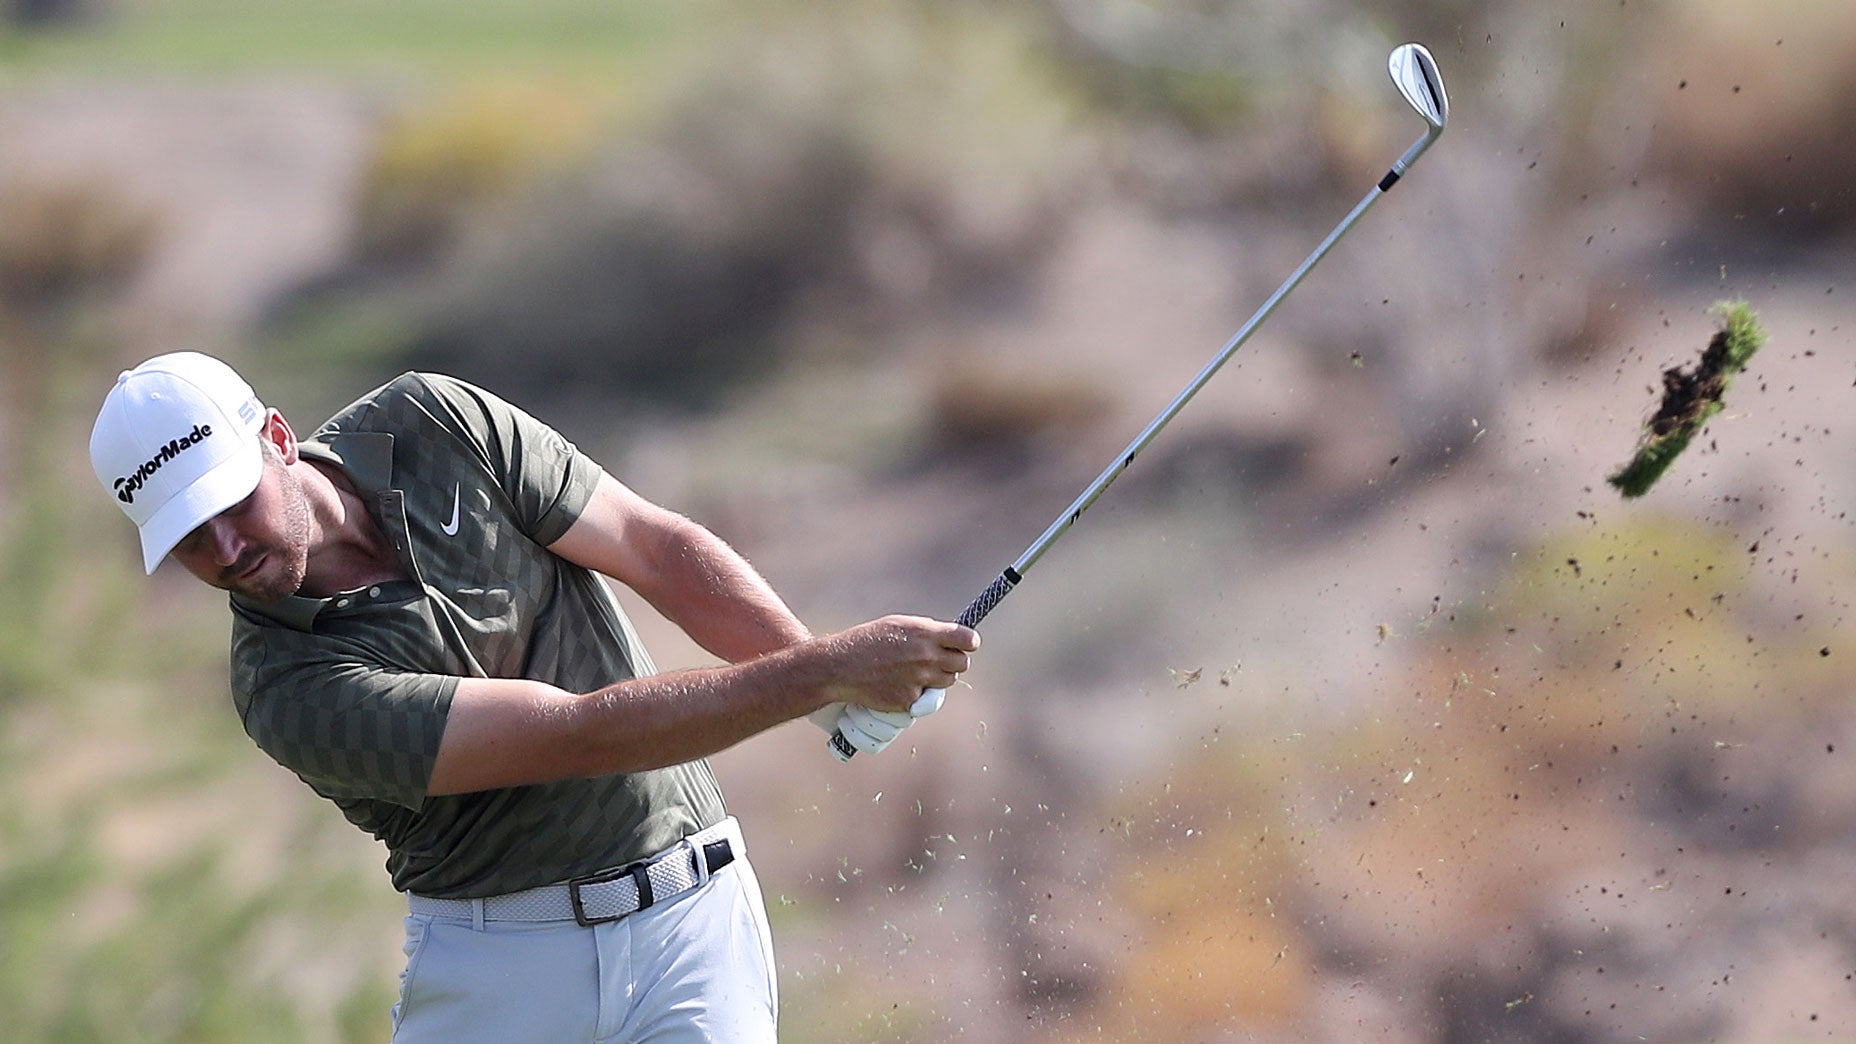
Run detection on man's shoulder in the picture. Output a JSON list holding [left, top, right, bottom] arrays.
[[311, 372, 509, 447], [319, 371, 455, 424]]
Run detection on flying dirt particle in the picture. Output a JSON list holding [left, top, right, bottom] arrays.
[[1168, 667, 1203, 688], [1608, 301, 1768, 497]]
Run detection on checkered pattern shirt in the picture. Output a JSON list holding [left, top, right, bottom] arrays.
[[229, 373, 724, 897]]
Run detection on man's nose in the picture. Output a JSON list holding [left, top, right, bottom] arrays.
[[202, 518, 243, 566]]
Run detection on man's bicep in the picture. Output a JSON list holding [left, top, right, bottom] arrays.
[[547, 472, 681, 587], [551, 472, 813, 665], [427, 677, 591, 796]]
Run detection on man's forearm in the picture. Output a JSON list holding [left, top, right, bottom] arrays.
[[434, 653, 831, 792], [565, 646, 837, 774], [429, 615, 978, 793]]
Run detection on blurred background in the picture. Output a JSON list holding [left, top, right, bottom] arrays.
[[3, 0, 1854, 1040]]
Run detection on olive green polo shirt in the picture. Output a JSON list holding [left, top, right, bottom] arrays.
[[229, 372, 724, 898]]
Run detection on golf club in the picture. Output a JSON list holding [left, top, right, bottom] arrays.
[[831, 42, 1449, 761]]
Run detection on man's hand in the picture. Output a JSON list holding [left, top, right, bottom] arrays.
[[807, 616, 975, 756], [813, 615, 977, 714], [809, 686, 951, 755]]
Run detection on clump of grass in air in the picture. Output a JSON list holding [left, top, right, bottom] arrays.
[[1608, 300, 1767, 498]]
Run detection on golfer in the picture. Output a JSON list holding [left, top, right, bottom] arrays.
[[88, 352, 979, 1042]]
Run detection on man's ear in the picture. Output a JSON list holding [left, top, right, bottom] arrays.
[[259, 410, 300, 465]]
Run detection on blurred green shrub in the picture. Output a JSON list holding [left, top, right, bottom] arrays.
[[0, 177, 155, 313], [355, 79, 603, 265], [397, 91, 870, 411]]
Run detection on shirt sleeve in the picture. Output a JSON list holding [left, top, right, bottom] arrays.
[[234, 626, 457, 809], [394, 372, 602, 546]]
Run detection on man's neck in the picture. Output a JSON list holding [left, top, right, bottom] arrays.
[[299, 458, 409, 597]]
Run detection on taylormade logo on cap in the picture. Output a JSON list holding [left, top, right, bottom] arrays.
[[90, 352, 269, 574], [114, 423, 214, 505]]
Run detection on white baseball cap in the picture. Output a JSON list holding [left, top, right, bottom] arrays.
[[90, 352, 268, 574]]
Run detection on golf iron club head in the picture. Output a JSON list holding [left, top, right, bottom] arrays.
[[1389, 42, 1448, 129]]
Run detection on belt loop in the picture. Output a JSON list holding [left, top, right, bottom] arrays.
[[471, 897, 486, 932], [688, 836, 711, 888], [630, 860, 655, 910]]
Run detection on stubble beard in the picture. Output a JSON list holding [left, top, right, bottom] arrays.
[[231, 466, 313, 603]]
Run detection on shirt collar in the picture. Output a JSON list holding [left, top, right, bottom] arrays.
[[300, 431, 395, 495]]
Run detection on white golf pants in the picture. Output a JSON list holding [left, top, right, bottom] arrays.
[[390, 857, 777, 1043]]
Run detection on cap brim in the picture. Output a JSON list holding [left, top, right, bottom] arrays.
[[137, 442, 264, 574]]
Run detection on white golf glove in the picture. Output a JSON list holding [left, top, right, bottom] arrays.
[[808, 687, 949, 757], [909, 687, 946, 717], [833, 704, 916, 756]]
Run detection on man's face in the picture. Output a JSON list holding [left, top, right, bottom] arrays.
[[169, 449, 313, 602]]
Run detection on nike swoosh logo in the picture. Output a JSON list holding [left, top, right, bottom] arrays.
[[441, 484, 461, 536]]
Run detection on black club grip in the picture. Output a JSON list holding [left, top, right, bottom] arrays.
[[956, 568, 1020, 629]]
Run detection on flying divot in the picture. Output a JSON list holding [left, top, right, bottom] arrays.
[[1608, 300, 1768, 498]]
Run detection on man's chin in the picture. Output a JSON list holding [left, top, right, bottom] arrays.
[[232, 561, 306, 603]]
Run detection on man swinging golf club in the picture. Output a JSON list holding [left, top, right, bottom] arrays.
[[86, 37, 1448, 1038], [89, 353, 978, 1041]]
